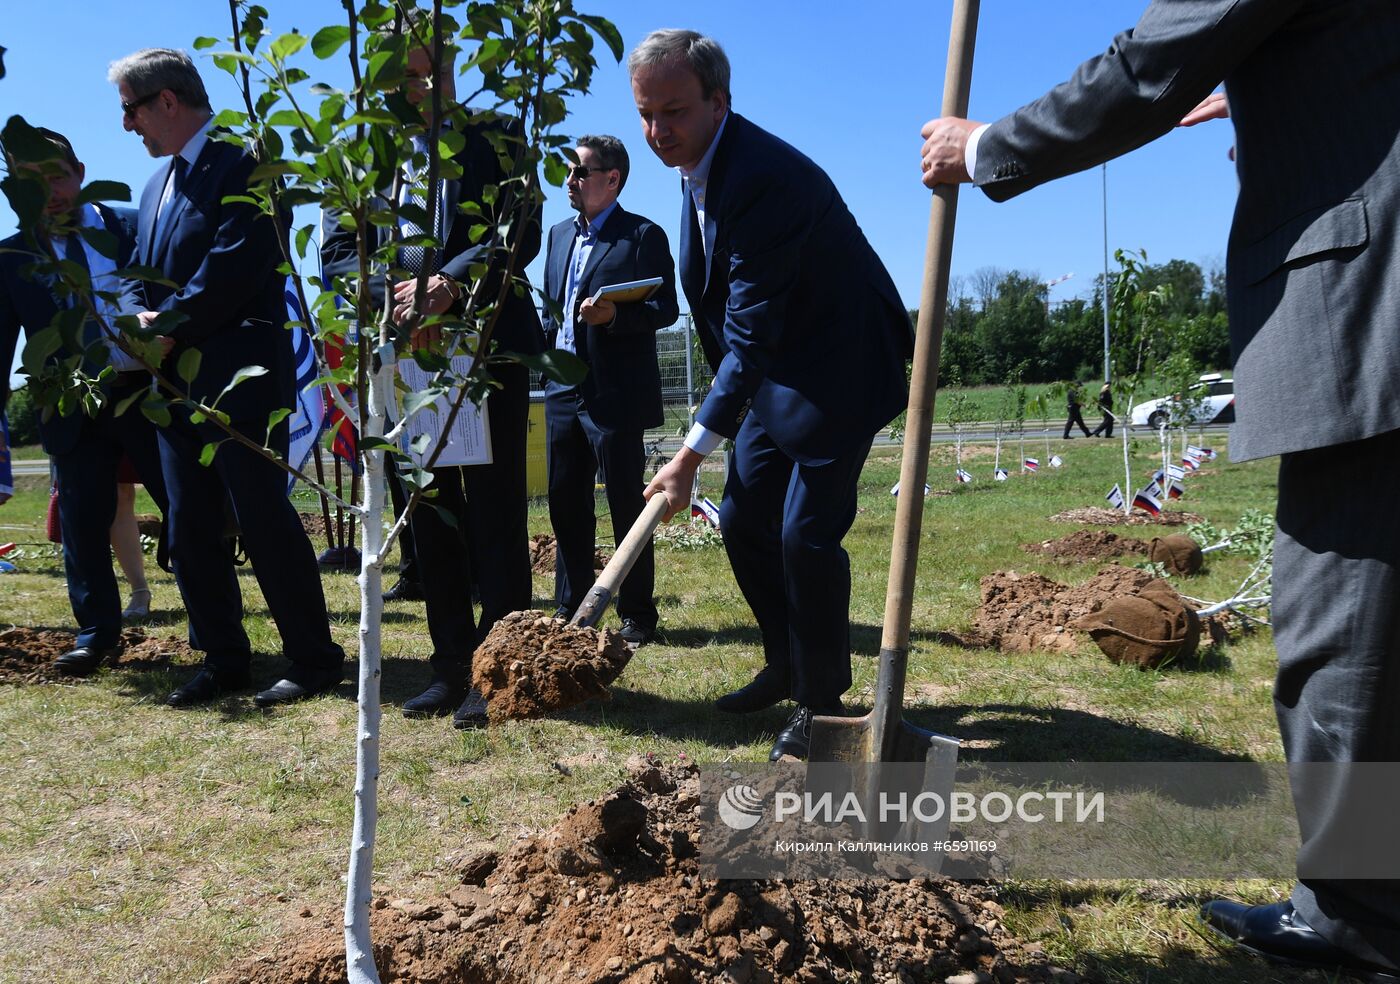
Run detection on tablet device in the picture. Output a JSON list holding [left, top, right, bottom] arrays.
[[590, 276, 664, 304]]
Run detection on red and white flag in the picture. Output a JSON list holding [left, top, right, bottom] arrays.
[[1023, 457, 1039, 473], [956, 468, 973, 484], [1133, 487, 1163, 516]]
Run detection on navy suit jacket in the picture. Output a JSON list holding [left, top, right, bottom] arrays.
[[0, 204, 140, 454], [680, 113, 912, 465], [320, 117, 545, 358], [135, 133, 292, 425], [541, 205, 679, 430]]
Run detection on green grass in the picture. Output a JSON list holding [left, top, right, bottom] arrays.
[[0, 435, 1325, 983]]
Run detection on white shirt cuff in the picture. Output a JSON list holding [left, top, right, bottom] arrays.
[[683, 422, 723, 456], [965, 123, 989, 181]]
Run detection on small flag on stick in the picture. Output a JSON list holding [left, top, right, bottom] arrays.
[[691, 497, 721, 527], [890, 481, 933, 497], [1023, 457, 1039, 473], [1133, 487, 1163, 516], [1049, 454, 1063, 468], [955, 468, 973, 484], [1106, 484, 1125, 510], [1166, 480, 1184, 500], [994, 468, 1009, 481]]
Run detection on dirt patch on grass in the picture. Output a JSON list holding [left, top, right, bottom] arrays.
[[0, 627, 198, 684], [220, 760, 1072, 984], [530, 533, 611, 577], [1022, 529, 1148, 564], [472, 611, 633, 723], [1049, 506, 1201, 527], [298, 511, 329, 541], [969, 565, 1157, 654]]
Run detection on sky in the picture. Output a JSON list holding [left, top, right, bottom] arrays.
[[3, 1, 1241, 388]]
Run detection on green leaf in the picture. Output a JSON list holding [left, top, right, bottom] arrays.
[[192, 36, 220, 50], [21, 325, 63, 378], [198, 442, 219, 467], [294, 224, 314, 261], [269, 32, 308, 61], [176, 348, 202, 385], [266, 406, 293, 431], [311, 25, 351, 59], [401, 387, 443, 420], [74, 180, 132, 206], [211, 108, 249, 129], [409, 433, 430, 454], [214, 365, 269, 405], [113, 387, 147, 419], [498, 348, 588, 387], [140, 393, 171, 428], [77, 225, 120, 260]]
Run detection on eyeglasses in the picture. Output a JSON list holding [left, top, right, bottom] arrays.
[[568, 164, 611, 181], [121, 91, 161, 117]]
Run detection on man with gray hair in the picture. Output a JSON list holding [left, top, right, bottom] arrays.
[[541, 134, 678, 643], [110, 48, 345, 709], [631, 31, 913, 761]]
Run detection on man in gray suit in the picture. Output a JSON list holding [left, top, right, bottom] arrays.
[[921, 2, 1400, 980]]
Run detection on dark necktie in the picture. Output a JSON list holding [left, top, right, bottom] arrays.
[[679, 177, 705, 299]]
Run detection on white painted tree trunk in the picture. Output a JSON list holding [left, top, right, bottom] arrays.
[[344, 345, 393, 984], [1120, 418, 1133, 515]]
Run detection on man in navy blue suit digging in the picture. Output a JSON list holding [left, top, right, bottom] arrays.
[[631, 30, 913, 761], [109, 48, 345, 708]]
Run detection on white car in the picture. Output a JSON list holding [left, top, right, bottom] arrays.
[[1130, 373, 1235, 430]]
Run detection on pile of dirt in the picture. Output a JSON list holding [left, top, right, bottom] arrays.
[[969, 565, 1157, 653], [0, 627, 199, 684], [219, 759, 1075, 984], [1022, 529, 1148, 564], [1048, 506, 1200, 527], [473, 611, 633, 723], [530, 533, 611, 577], [299, 511, 330, 541]]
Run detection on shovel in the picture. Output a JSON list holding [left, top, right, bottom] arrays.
[[808, 0, 979, 787], [569, 493, 669, 629]]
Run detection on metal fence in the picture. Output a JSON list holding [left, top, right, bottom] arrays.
[[528, 314, 713, 447]]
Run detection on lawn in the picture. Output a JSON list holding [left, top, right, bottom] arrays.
[[0, 432, 1324, 984]]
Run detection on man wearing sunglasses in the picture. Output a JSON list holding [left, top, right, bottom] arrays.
[[109, 47, 346, 709], [541, 136, 678, 644]]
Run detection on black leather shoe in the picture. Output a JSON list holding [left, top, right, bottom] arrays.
[[619, 618, 654, 647], [715, 668, 791, 714], [53, 645, 121, 678], [453, 688, 490, 729], [167, 668, 252, 707], [383, 578, 425, 603], [1200, 900, 1400, 981], [254, 666, 344, 707], [403, 680, 466, 718], [552, 606, 572, 620], [769, 704, 842, 762]]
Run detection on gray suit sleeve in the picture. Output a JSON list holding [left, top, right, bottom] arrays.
[[975, 0, 1305, 201]]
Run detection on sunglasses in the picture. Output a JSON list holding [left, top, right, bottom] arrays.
[[121, 91, 161, 117], [568, 164, 612, 181]]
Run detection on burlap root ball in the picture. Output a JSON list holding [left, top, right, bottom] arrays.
[[1148, 533, 1204, 576], [1071, 578, 1202, 669]]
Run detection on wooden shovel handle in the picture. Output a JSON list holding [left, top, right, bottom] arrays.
[[874, 0, 981, 733], [570, 493, 670, 629]]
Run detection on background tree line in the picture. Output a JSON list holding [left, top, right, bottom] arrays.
[[928, 256, 1230, 387]]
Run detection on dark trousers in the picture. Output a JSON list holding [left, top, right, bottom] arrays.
[[1063, 406, 1091, 438], [545, 387, 656, 629], [408, 361, 533, 684], [718, 414, 870, 710], [1275, 428, 1400, 971], [157, 409, 344, 678], [1090, 410, 1114, 437], [408, 464, 476, 684], [52, 378, 168, 649]]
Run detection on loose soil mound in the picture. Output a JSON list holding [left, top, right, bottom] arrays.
[[473, 611, 633, 723], [1049, 506, 1201, 527], [0, 627, 199, 684], [220, 760, 1073, 984], [299, 511, 330, 541], [1022, 529, 1148, 564], [530, 533, 612, 577], [970, 565, 1156, 653]]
